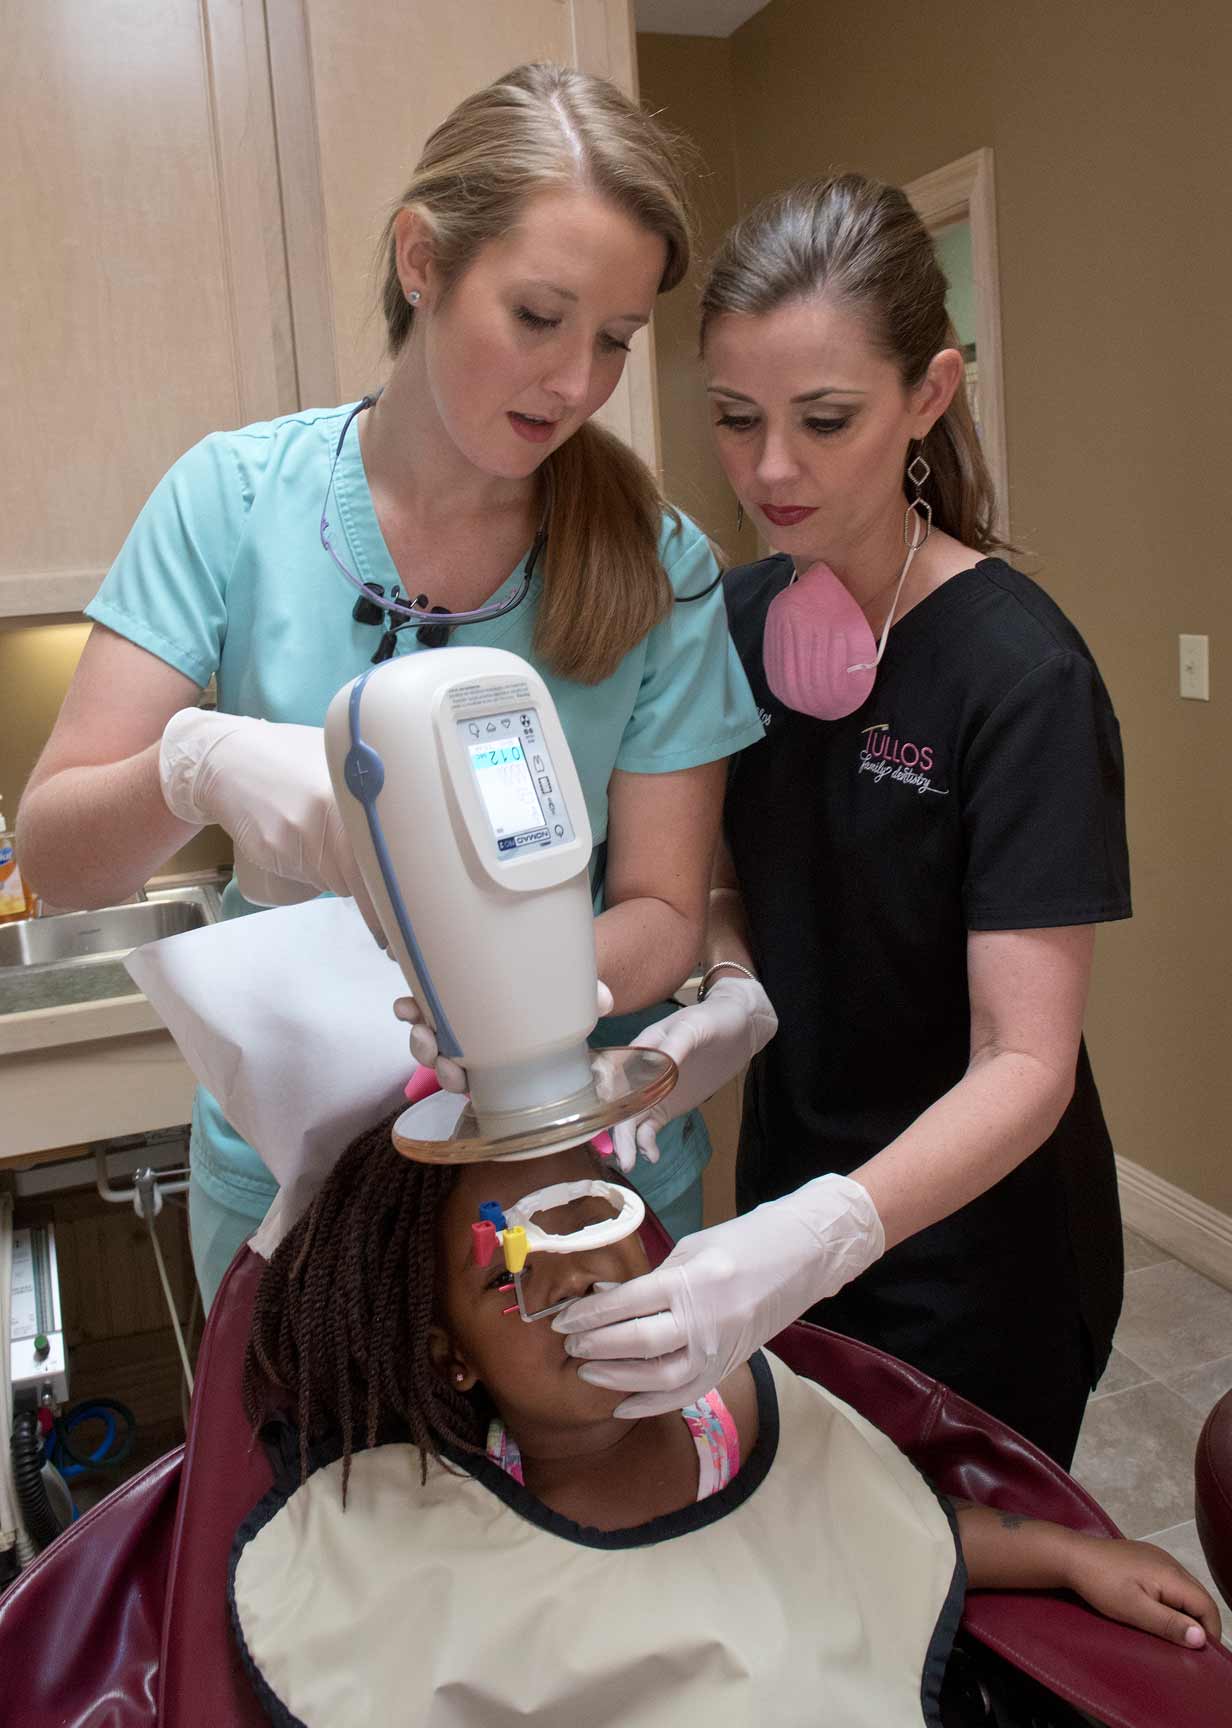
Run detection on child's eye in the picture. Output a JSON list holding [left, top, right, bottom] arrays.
[[486, 1265, 530, 1292], [515, 306, 560, 332], [715, 413, 757, 432]]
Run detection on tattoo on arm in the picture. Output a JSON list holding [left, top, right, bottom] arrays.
[[953, 1500, 1032, 1532]]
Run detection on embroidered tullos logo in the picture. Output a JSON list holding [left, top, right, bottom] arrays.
[[758, 706, 774, 729], [858, 723, 949, 797]]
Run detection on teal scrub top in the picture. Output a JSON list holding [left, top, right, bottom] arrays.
[[86, 404, 764, 1216]]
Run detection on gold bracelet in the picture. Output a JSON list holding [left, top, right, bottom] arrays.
[[697, 961, 757, 1003]]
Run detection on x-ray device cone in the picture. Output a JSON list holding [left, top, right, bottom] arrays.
[[324, 648, 676, 1164]]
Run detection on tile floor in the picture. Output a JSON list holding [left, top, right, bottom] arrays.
[[1071, 1227, 1232, 1630]]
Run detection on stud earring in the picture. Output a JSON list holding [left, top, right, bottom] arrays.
[[454, 1371, 465, 1384], [407, 288, 421, 306]]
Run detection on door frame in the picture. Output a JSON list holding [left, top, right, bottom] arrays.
[[905, 147, 1010, 543]]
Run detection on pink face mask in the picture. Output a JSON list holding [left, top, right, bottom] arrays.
[[763, 521, 925, 721]]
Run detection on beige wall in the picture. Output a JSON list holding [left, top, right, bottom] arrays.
[[0, 622, 230, 888], [640, 0, 1232, 1215]]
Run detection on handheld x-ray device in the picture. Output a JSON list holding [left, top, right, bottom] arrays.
[[324, 648, 675, 1168]]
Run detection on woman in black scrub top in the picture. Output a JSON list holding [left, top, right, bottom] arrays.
[[556, 175, 1129, 1469]]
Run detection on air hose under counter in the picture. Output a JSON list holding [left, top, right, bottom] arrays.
[[10, 1410, 62, 1554]]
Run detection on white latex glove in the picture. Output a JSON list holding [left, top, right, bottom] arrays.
[[160, 708, 379, 934], [551, 1173, 885, 1416], [610, 975, 778, 1173], [394, 979, 616, 1095]]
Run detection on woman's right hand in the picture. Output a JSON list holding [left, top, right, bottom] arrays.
[[395, 979, 616, 1096], [159, 708, 380, 931]]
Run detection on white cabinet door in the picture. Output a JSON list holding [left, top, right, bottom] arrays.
[[0, 0, 295, 618]]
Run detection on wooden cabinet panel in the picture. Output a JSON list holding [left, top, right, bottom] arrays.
[[273, 0, 575, 403], [569, 0, 661, 469], [0, 0, 293, 617], [270, 0, 658, 465]]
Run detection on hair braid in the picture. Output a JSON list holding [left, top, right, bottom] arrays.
[[367, 1182, 420, 1443], [243, 1116, 488, 1503], [291, 1160, 346, 1483]]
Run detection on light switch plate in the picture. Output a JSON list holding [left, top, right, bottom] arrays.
[[1179, 634, 1210, 701]]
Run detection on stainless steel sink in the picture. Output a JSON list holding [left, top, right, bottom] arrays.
[[0, 885, 221, 971]]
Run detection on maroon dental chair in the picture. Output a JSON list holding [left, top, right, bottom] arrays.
[[1197, 1386, 1232, 1610], [4, 1219, 1232, 1728]]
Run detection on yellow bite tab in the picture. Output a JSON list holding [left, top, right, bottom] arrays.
[[501, 1226, 529, 1274]]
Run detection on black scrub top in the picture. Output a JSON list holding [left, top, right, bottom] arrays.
[[723, 556, 1131, 1419]]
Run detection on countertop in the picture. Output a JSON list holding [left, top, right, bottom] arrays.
[[0, 955, 142, 1020], [0, 990, 170, 1057]]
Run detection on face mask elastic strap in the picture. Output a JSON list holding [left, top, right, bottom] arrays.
[[846, 500, 931, 674]]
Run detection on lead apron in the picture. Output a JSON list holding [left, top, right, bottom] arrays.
[[230, 1352, 963, 1727]]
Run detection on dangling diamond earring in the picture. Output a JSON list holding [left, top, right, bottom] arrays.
[[904, 442, 932, 550], [844, 442, 933, 679]]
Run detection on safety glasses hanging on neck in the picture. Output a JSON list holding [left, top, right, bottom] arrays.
[[320, 395, 546, 631]]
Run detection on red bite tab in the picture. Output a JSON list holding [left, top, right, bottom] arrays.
[[404, 1066, 443, 1105], [471, 1220, 498, 1268]]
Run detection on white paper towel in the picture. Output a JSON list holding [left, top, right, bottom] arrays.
[[125, 897, 410, 1257]]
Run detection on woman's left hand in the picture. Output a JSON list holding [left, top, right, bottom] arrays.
[[1066, 1535, 1222, 1649], [552, 1173, 884, 1415], [610, 975, 778, 1172], [394, 980, 615, 1094]]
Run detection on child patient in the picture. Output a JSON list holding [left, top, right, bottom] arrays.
[[232, 1118, 1220, 1728]]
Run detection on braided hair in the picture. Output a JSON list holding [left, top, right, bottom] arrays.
[[243, 1114, 488, 1499]]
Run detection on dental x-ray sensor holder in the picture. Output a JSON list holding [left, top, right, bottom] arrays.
[[501, 1180, 645, 1253], [325, 647, 675, 1163]]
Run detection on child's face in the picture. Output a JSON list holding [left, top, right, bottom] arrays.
[[431, 1146, 650, 1434]]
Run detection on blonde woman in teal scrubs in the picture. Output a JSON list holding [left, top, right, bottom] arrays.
[[20, 65, 763, 1305]]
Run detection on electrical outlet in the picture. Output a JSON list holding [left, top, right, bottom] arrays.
[[1179, 634, 1210, 701]]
